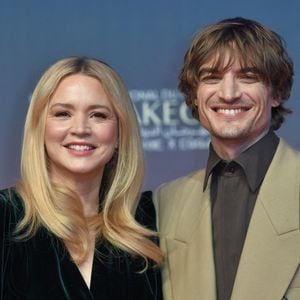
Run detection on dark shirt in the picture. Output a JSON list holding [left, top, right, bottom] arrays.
[[203, 130, 279, 300], [0, 189, 162, 300]]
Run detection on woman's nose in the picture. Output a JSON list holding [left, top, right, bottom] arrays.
[[70, 115, 91, 136]]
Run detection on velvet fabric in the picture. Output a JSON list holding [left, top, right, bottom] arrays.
[[0, 189, 162, 300]]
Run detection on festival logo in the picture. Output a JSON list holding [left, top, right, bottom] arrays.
[[130, 88, 210, 152]]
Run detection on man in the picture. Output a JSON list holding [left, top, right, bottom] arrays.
[[154, 17, 300, 300]]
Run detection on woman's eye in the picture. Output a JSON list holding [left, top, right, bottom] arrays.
[[54, 111, 70, 118], [91, 112, 108, 119]]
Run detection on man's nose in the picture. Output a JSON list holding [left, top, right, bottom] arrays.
[[217, 76, 242, 102]]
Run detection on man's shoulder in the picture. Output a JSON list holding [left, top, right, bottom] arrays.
[[275, 139, 300, 167], [156, 168, 206, 195], [278, 139, 300, 153], [153, 168, 206, 217]]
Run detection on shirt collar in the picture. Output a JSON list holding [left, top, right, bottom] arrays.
[[203, 130, 279, 192]]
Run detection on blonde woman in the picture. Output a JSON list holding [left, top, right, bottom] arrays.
[[0, 57, 163, 300]]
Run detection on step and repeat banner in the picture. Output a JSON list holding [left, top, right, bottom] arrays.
[[1, 0, 299, 190]]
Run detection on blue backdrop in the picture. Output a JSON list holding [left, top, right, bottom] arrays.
[[1, 0, 299, 190]]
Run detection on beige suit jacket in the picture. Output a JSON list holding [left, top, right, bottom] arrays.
[[154, 140, 300, 300]]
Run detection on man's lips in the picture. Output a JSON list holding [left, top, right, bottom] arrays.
[[211, 106, 252, 116]]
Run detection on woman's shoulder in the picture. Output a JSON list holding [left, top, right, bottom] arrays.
[[0, 187, 24, 224], [0, 187, 23, 206], [135, 191, 156, 231]]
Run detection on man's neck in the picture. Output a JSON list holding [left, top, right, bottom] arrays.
[[211, 130, 269, 160]]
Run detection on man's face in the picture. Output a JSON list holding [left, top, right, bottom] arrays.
[[195, 54, 280, 147]]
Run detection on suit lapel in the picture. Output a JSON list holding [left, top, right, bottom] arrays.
[[231, 141, 300, 300], [166, 172, 217, 300], [159, 140, 299, 300]]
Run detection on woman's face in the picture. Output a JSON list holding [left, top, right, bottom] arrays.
[[44, 74, 118, 182]]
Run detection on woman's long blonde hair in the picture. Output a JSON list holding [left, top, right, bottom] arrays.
[[17, 56, 163, 265]]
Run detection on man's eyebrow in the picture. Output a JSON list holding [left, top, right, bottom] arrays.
[[198, 66, 261, 76], [239, 66, 260, 73], [199, 67, 220, 74]]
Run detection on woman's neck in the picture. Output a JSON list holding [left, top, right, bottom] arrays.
[[50, 170, 102, 216]]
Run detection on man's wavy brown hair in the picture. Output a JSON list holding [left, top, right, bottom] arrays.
[[179, 17, 294, 130]]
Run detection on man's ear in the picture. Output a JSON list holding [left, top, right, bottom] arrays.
[[271, 98, 281, 107]]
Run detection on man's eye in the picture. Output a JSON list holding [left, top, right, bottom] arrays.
[[200, 74, 222, 83], [239, 73, 259, 82]]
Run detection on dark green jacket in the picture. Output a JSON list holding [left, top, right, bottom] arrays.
[[0, 189, 162, 300]]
